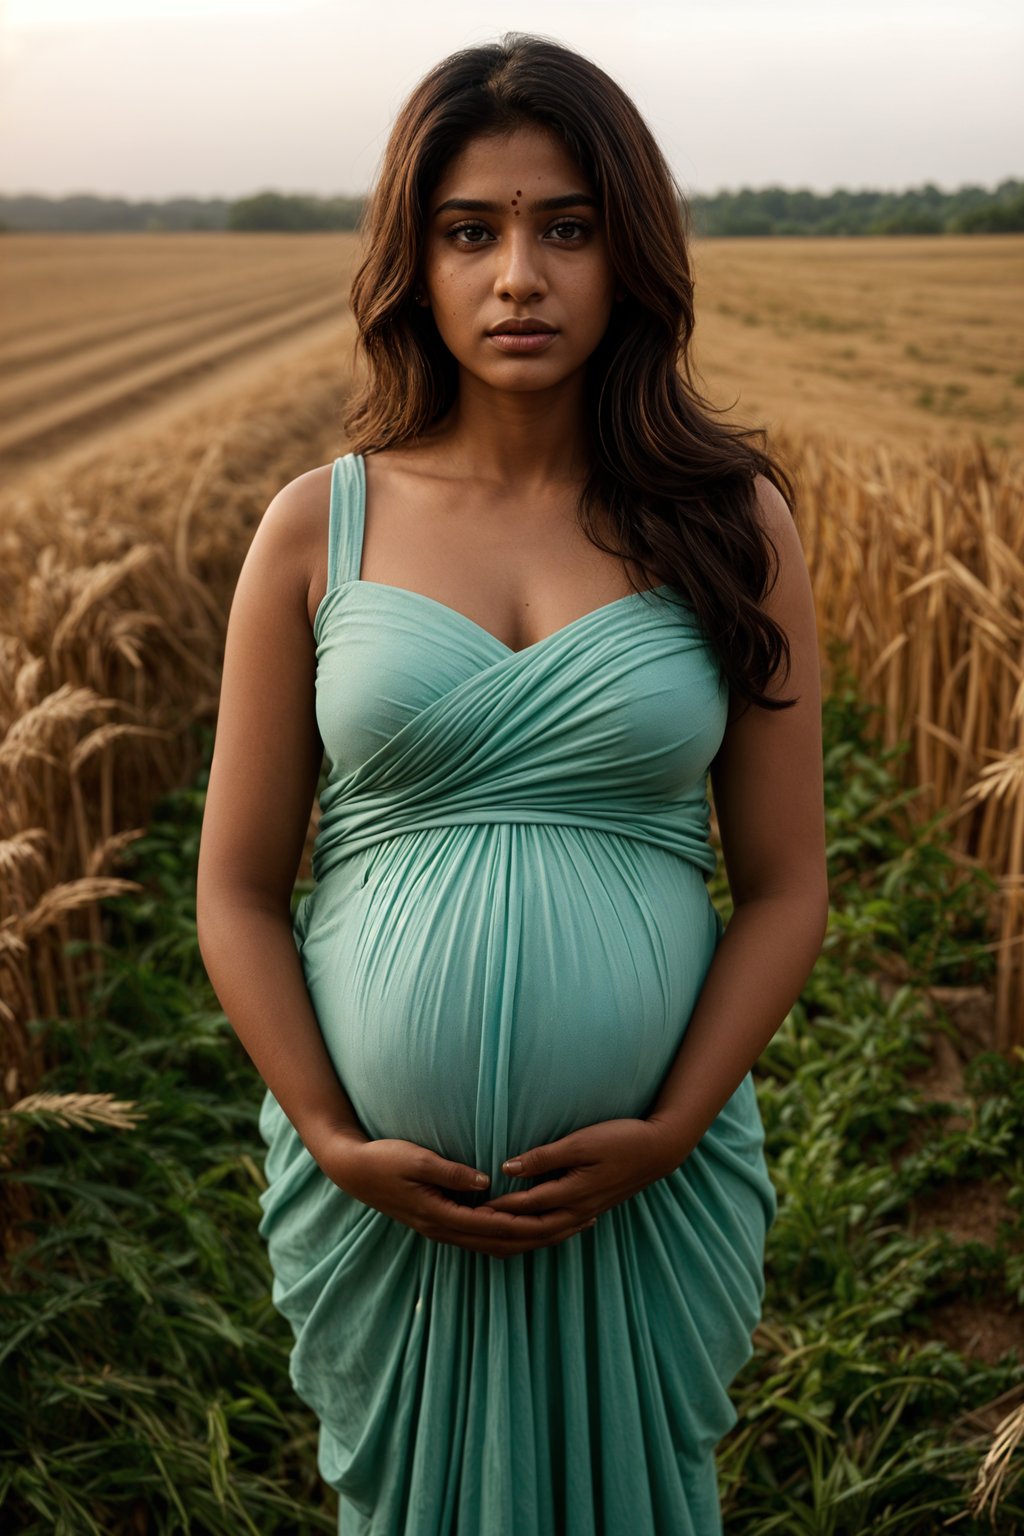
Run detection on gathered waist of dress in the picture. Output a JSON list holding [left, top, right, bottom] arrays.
[[309, 802, 718, 888]]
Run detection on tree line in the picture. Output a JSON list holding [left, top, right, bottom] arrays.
[[0, 179, 1020, 235]]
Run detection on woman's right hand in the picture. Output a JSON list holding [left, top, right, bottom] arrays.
[[310, 1130, 596, 1259]]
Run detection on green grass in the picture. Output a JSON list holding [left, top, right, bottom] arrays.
[[0, 738, 333, 1534], [716, 657, 1021, 1531], [1, 660, 1021, 1533]]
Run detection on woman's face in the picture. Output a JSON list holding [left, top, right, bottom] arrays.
[[418, 122, 620, 393]]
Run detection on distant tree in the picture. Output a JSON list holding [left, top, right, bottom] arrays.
[[869, 210, 945, 234], [952, 192, 1024, 233], [227, 191, 364, 231]]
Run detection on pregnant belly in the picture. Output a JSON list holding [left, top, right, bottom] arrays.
[[297, 823, 721, 1179]]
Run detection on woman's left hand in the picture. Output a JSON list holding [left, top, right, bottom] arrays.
[[479, 1117, 685, 1227]]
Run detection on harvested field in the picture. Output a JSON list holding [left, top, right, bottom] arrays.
[[0, 232, 358, 484], [1, 231, 1019, 490], [690, 233, 1023, 452]]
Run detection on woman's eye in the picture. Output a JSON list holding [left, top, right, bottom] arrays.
[[551, 219, 590, 240], [446, 218, 591, 245], [448, 221, 490, 244]]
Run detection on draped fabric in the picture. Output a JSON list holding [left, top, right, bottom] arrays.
[[256, 452, 777, 1535]]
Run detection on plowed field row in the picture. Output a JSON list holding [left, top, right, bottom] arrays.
[[2, 257, 343, 372], [1, 289, 346, 465], [0, 233, 358, 476]]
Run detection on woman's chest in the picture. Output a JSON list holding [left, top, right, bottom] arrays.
[[313, 587, 728, 797]]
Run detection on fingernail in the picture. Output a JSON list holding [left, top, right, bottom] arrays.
[[503, 1158, 522, 1173], [474, 1172, 489, 1187]]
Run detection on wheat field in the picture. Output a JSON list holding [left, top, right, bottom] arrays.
[[1, 231, 1020, 486], [0, 231, 1022, 1104]]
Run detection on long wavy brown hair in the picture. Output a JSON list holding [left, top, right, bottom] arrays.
[[342, 31, 799, 713]]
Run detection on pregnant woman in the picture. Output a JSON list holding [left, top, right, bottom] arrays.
[[197, 32, 828, 1536]]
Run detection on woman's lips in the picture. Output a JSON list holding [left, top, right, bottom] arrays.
[[486, 331, 559, 353]]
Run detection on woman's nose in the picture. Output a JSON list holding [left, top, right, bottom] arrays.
[[493, 232, 547, 300]]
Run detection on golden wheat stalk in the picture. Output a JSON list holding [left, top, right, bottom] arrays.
[[0, 1090, 146, 1132], [967, 1398, 1024, 1520], [13, 877, 145, 941], [0, 684, 117, 771]]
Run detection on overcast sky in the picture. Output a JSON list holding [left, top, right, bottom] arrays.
[[1, 0, 1019, 201]]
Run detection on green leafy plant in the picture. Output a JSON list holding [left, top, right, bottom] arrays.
[[0, 784, 334, 1535]]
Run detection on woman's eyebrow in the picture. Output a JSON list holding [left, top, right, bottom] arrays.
[[432, 193, 600, 217]]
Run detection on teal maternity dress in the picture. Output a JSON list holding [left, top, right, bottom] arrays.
[[256, 451, 778, 1536]]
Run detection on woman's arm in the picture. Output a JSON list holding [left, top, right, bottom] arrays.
[[645, 473, 830, 1161], [196, 465, 369, 1163]]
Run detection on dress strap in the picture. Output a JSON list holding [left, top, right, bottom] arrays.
[[327, 452, 366, 590]]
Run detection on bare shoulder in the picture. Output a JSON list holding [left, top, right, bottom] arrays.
[[251, 460, 335, 566], [752, 471, 793, 523], [751, 470, 801, 560], [260, 459, 335, 526], [250, 460, 336, 628], [748, 471, 816, 640]]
